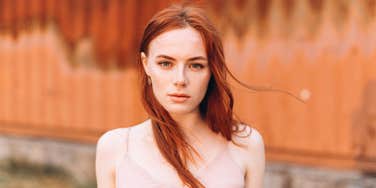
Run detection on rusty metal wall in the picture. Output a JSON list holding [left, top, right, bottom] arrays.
[[0, 0, 376, 171]]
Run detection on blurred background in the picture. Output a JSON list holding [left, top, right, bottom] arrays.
[[0, 0, 376, 187]]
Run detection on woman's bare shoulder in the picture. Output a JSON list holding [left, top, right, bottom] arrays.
[[232, 124, 264, 149], [96, 127, 130, 159], [97, 128, 128, 145], [95, 122, 147, 187], [229, 123, 265, 161], [96, 120, 151, 154], [229, 123, 265, 186], [95, 127, 129, 186]]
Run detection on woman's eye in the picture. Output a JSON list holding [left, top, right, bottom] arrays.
[[158, 61, 172, 68], [190, 63, 204, 70]]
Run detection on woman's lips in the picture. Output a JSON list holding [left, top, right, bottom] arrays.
[[168, 94, 190, 103]]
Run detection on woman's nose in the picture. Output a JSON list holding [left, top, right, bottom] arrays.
[[173, 66, 187, 87]]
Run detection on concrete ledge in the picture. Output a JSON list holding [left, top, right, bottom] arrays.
[[0, 134, 96, 184], [1, 134, 376, 188], [265, 162, 376, 188]]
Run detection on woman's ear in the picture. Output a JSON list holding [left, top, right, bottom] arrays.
[[141, 52, 150, 75]]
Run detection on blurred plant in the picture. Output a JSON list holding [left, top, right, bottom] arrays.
[[0, 159, 96, 188]]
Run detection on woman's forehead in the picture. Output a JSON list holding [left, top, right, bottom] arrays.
[[148, 27, 207, 59]]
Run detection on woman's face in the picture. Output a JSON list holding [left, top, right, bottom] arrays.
[[142, 27, 211, 115]]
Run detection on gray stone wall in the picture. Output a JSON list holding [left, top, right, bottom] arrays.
[[264, 163, 376, 188], [1, 134, 375, 188], [0, 134, 96, 184]]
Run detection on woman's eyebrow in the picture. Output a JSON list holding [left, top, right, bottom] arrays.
[[156, 54, 175, 60], [188, 56, 207, 61], [156, 54, 207, 61]]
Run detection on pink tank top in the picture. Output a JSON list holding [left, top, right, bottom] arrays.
[[115, 129, 245, 188]]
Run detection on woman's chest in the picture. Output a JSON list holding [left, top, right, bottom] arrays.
[[117, 143, 246, 188]]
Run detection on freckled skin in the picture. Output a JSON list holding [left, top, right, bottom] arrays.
[[142, 27, 211, 115]]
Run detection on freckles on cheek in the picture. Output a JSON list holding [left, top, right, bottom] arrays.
[[149, 70, 169, 92]]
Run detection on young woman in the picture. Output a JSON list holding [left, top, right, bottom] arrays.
[[96, 3, 265, 188]]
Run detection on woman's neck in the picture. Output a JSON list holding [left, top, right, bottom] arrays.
[[169, 110, 210, 143], [170, 109, 201, 128]]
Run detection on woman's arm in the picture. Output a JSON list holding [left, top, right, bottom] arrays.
[[96, 129, 125, 188], [244, 128, 265, 188]]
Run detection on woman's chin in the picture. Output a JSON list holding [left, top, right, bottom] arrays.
[[164, 106, 197, 116]]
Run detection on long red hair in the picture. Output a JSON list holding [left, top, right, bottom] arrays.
[[138, 3, 241, 188]]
